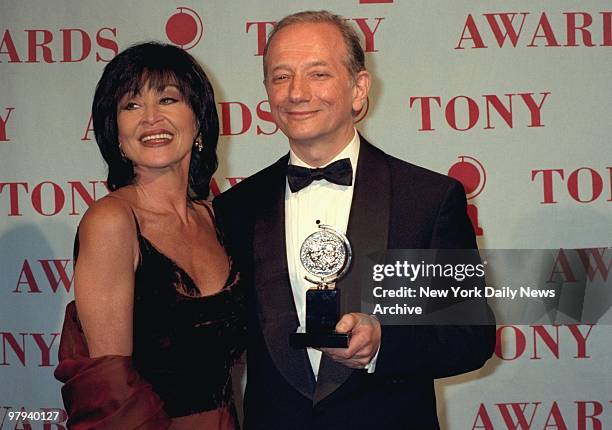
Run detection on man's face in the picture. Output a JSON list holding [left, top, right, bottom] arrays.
[[264, 23, 369, 151]]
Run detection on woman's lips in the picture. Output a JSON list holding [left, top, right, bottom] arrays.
[[140, 130, 173, 146]]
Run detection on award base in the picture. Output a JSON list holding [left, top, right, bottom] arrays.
[[289, 329, 350, 348], [288, 288, 349, 348]]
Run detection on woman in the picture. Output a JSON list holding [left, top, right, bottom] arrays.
[[55, 42, 246, 429]]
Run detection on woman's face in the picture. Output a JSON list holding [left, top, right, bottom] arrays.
[[116, 83, 198, 173]]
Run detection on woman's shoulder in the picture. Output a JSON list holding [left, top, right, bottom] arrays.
[[192, 199, 215, 220], [79, 191, 137, 239]]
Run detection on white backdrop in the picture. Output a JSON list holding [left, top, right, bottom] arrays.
[[1, 1, 611, 428]]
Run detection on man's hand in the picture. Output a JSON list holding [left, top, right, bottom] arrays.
[[320, 313, 381, 369]]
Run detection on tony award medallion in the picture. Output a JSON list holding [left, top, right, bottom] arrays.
[[289, 224, 352, 348]]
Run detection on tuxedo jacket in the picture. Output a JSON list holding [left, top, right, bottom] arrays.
[[214, 138, 496, 429]]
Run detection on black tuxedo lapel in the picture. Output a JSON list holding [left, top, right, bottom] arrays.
[[314, 137, 391, 404], [252, 155, 316, 400]]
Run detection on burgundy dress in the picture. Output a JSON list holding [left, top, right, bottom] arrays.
[[55, 211, 247, 429]]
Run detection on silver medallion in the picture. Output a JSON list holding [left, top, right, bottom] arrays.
[[300, 224, 352, 287]]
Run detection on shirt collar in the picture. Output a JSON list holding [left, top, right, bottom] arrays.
[[288, 129, 360, 177]]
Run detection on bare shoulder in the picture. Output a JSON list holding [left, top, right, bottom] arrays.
[[193, 198, 212, 209], [192, 199, 216, 225], [76, 192, 140, 269], [78, 192, 136, 240]]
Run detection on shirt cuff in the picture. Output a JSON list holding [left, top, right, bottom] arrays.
[[364, 343, 380, 373]]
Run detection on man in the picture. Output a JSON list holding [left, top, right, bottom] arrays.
[[214, 10, 496, 429]]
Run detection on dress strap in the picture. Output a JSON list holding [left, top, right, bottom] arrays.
[[129, 208, 142, 236], [200, 201, 216, 223], [197, 201, 225, 246]]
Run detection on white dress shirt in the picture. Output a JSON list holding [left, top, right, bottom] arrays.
[[285, 130, 377, 378]]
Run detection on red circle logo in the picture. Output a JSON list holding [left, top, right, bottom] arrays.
[[165, 7, 204, 50], [447, 156, 486, 199]]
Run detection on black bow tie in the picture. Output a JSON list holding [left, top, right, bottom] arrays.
[[287, 158, 353, 193]]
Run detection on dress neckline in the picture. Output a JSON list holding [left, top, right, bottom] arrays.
[[129, 206, 236, 299], [136, 233, 236, 299], [138, 233, 236, 299]]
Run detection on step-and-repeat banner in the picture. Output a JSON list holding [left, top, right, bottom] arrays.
[[1, 1, 611, 428]]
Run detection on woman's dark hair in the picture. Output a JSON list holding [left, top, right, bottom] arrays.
[[92, 42, 219, 199]]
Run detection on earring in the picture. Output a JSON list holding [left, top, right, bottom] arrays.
[[194, 137, 203, 152], [118, 143, 128, 161]]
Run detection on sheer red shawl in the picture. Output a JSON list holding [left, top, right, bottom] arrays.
[[54, 301, 171, 429]]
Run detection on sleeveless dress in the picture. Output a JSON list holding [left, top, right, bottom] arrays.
[[130, 209, 246, 422], [55, 206, 247, 430]]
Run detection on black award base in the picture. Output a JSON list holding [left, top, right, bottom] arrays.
[[289, 329, 349, 348], [289, 287, 349, 348]]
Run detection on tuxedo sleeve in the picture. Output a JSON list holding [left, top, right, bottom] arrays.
[[375, 180, 496, 378]]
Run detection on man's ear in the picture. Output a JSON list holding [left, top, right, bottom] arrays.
[[352, 70, 371, 114]]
